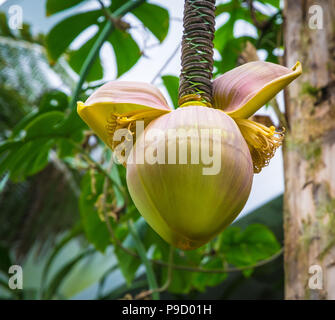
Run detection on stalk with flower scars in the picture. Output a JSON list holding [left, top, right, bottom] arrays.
[[77, 0, 302, 250]]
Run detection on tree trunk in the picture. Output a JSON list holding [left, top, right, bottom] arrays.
[[283, 0, 335, 299]]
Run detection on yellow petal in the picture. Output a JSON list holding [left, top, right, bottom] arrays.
[[213, 61, 302, 119], [77, 81, 171, 150]]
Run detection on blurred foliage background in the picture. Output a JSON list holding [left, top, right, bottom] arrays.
[[0, 0, 285, 299]]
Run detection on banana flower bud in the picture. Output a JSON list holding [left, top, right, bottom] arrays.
[[77, 61, 302, 250]]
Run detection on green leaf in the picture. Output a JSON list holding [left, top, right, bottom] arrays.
[[192, 258, 227, 292], [46, 0, 87, 16], [9, 110, 39, 139], [214, 36, 255, 76], [215, 1, 234, 16], [109, 0, 126, 12], [128, 220, 159, 299], [161, 75, 179, 108], [114, 218, 154, 285], [258, 0, 280, 9], [0, 137, 55, 181], [0, 173, 9, 193], [108, 29, 141, 77], [132, 3, 169, 43], [234, 195, 283, 243], [100, 279, 147, 300], [68, 32, 104, 82], [43, 249, 94, 299], [19, 23, 34, 42], [214, 1, 268, 73], [46, 10, 101, 62], [161, 250, 194, 294], [39, 90, 69, 112], [0, 140, 21, 155], [114, 247, 140, 286], [96, 265, 118, 299], [24, 140, 53, 176], [0, 86, 25, 138], [0, 144, 20, 174], [24, 111, 64, 139], [0, 12, 14, 38], [41, 224, 83, 296], [214, 17, 235, 54], [215, 2, 268, 23], [257, 19, 282, 63], [219, 224, 280, 274], [57, 139, 76, 159], [0, 245, 11, 275], [79, 171, 110, 252], [0, 112, 65, 180], [154, 245, 202, 295], [1, 138, 53, 181]]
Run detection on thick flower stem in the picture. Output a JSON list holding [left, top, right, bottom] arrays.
[[178, 0, 216, 107]]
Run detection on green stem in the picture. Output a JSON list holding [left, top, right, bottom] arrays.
[[128, 220, 159, 300], [69, 21, 112, 111], [135, 245, 173, 299], [63, 0, 146, 130], [68, 139, 127, 200]]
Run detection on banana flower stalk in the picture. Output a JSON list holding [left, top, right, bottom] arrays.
[[77, 60, 301, 250]]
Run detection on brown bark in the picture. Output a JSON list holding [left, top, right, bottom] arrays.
[[283, 0, 335, 299]]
